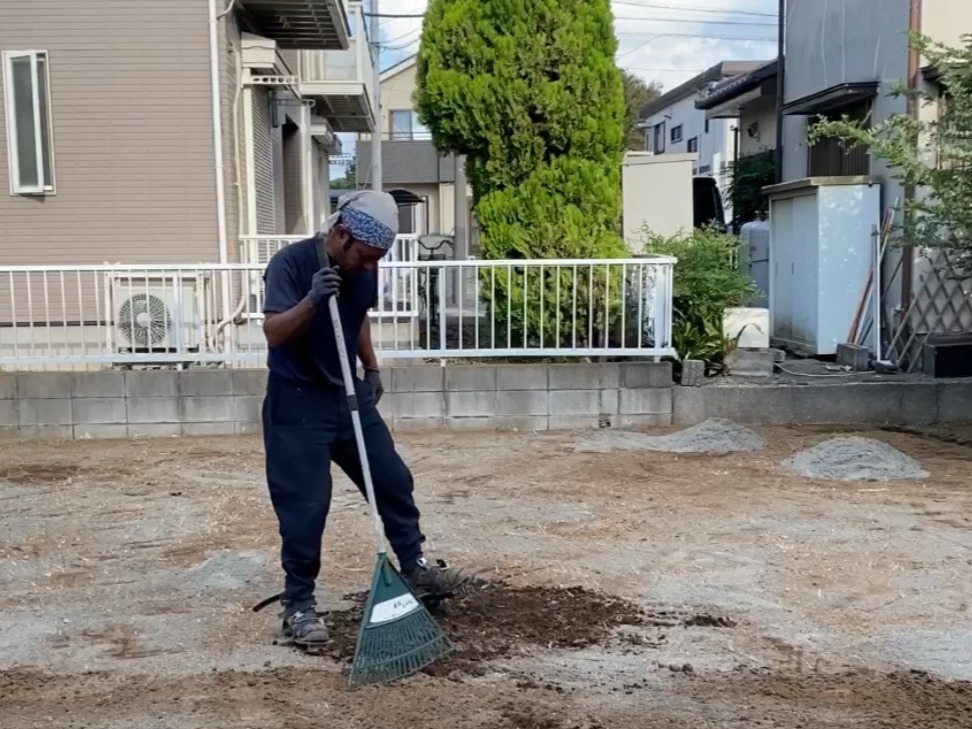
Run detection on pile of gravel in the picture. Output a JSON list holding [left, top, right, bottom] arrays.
[[575, 418, 764, 455], [782, 436, 928, 482]]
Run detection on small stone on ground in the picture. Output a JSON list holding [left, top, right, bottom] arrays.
[[575, 418, 764, 454], [782, 436, 929, 482]]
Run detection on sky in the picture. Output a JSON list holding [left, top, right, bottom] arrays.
[[334, 0, 780, 179]]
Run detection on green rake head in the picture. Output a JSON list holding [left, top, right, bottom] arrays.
[[349, 554, 453, 686]]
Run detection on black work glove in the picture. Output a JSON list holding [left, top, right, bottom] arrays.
[[308, 267, 341, 307], [364, 368, 384, 404]]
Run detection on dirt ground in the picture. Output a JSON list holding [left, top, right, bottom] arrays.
[[2, 423, 972, 728]]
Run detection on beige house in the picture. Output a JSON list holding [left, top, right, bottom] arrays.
[[356, 55, 474, 254], [0, 0, 376, 266]]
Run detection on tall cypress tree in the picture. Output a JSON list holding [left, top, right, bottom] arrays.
[[415, 0, 627, 260]]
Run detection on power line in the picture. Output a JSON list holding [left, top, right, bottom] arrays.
[[381, 38, 421, 51], [614, 15, 775, 26], [367, 12, 774, 25], [375, 28, 777, 55], [616, 29, 774, 58], [370, 12, 776, 34], [611, 0, 776, 17], [370, 5, 779, 58], [379, 28, 419, 45], [617, 31, 776, 40], [367, 2, 778, 20], [626, 66, 704, 73]]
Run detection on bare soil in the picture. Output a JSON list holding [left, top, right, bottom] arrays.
[[325, 582, 723, 677], [2, 424, 972, 728], [888, 422, 972, 446]]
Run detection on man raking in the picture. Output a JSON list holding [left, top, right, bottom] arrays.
[[255, 190, 472, 652]]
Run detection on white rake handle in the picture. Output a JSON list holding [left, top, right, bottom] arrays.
[[327, 294, 386, 556]]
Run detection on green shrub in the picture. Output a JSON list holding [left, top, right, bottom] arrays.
[[415, 0, 628, 349], [726, 149, 776, 229], [415, 0, 626, 262], [640, 226, 758, 374], [475, 263, 628, 352]]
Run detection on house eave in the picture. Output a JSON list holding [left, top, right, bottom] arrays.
[[696, 59, 779, 113], [703, 85, 769, 119], [781, 81, 880, 116], [639, 59, 771, 120]]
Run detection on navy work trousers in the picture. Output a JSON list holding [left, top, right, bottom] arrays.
[[262, 373, 425, 611]]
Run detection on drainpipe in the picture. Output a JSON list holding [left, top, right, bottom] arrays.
[[900, 0, 922, 314], [208, 0, 232, 352], [369, 0, 382, 190], [774, 0, 785, 183], [731, 124, 740, 232], [454, 154, 467, 258], [213, 38, 249, 349]]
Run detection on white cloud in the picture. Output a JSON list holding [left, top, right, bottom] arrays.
[[373, 0, 779, 89]]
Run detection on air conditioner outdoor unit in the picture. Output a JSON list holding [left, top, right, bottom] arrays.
[[107, 274, 207, 355]]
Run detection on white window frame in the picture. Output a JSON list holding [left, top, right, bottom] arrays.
[[2, 50, 56, 195], [389, 109, 431, 141], [389, 109, 413, 140]]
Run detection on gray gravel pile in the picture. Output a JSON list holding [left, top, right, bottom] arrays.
[[575, 418, 764, 454], [782, 436, 928, 482]]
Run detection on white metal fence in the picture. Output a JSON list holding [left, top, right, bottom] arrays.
[[240, 234, 420, 267], [0, 257, 675, 370], [240, 234, 422, 321]]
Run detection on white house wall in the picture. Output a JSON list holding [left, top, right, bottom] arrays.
[[739, 96, 777, 157], [642, 93, 737, 220], [643, 95, 735, 174]]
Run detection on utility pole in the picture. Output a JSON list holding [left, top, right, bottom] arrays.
[[453, 155, 467, 258], [369, 0, 382, 191]]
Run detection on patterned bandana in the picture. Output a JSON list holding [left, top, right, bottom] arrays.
[[318, 190, 398, 252], [340, 204, 397, 251]]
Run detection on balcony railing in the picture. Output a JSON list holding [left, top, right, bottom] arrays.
[[297, 1, 375, 132], [0, 257, 675, 370], [240, 0, 350, 50]]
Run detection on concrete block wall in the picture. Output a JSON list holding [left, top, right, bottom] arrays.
[[672, 379, 972, 426], [0, 362, 674, 440], [388, 362, 672, 432], [0, 369, 269, 440]]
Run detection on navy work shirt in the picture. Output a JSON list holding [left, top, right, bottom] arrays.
[[262, 237, 378, 385]]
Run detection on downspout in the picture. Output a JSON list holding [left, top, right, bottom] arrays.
[[209, 0, 232, 350], [370, 0, 382, 190], [774, 0, 785, 183], [900, 0, 922, 314], [731, 123, 740, 232], [213, 34, 247, 348]]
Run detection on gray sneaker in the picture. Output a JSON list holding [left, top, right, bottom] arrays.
[[403, 557, 476, 598], [281, 606, 330, 648]]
